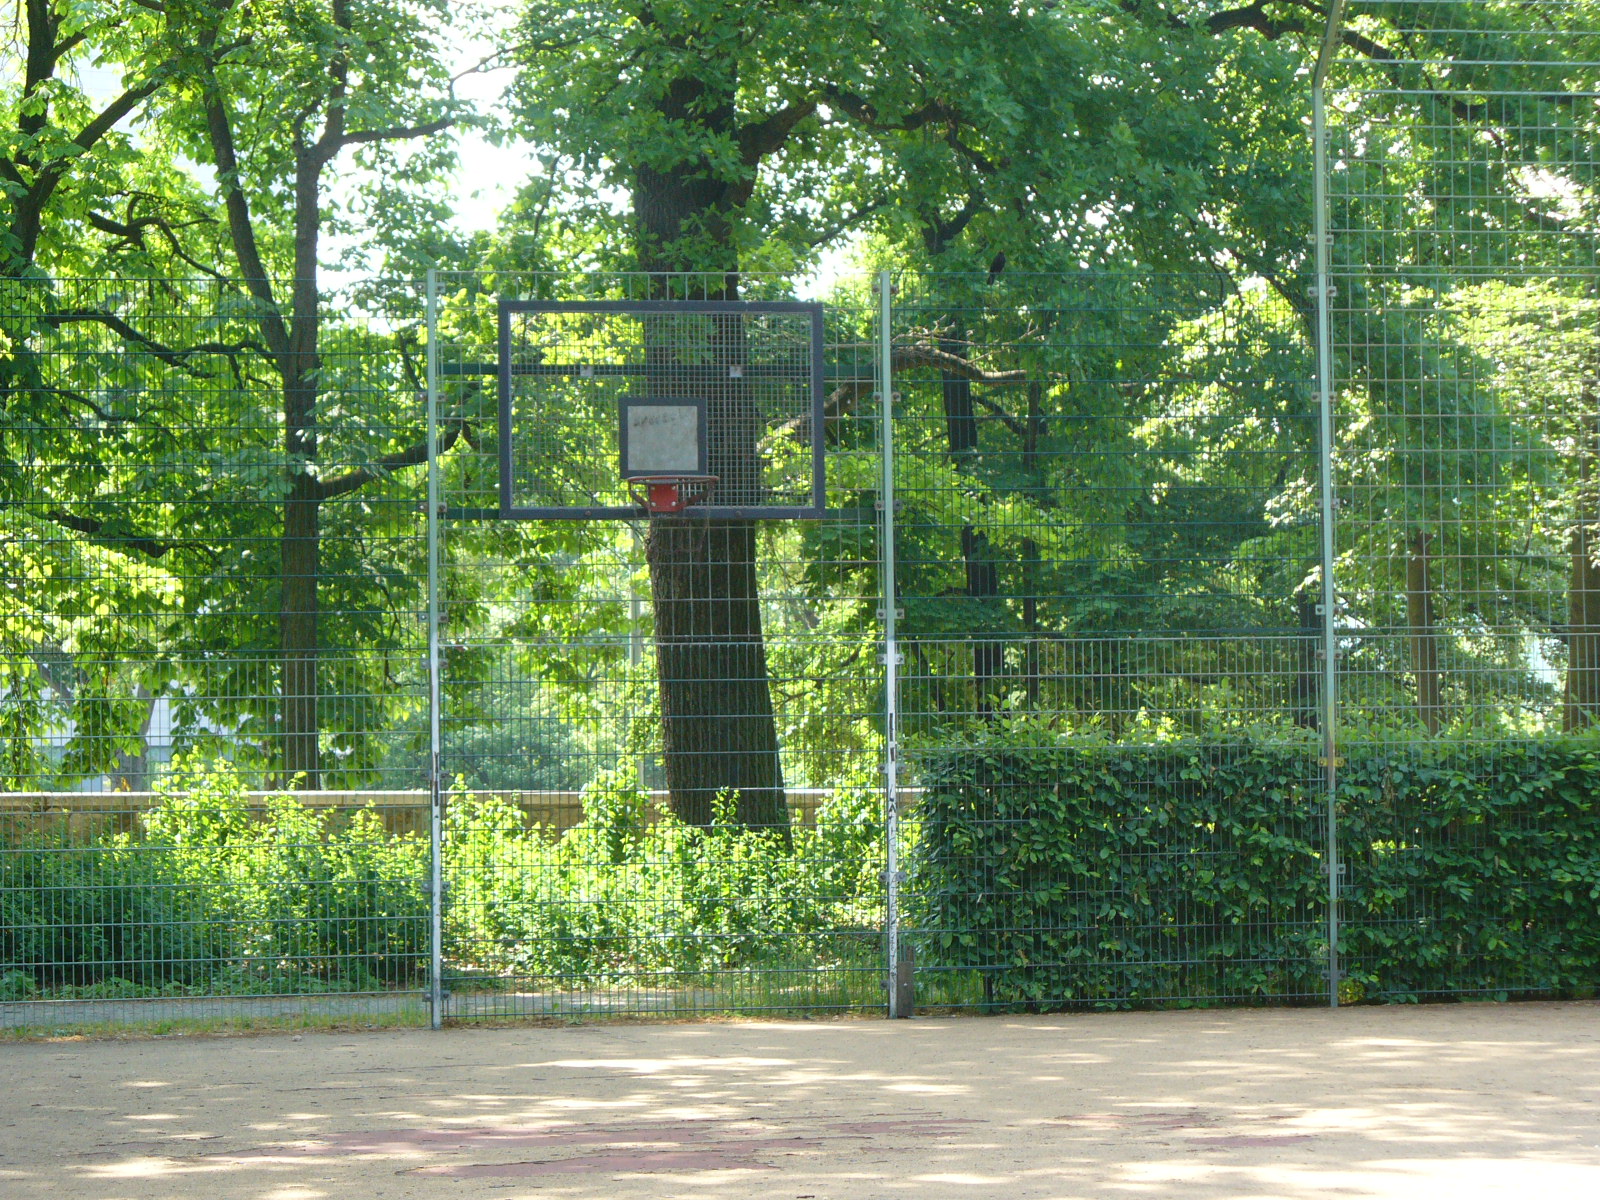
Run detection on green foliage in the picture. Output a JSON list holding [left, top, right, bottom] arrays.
[[1, 757, 429, 993], [911, 724, 1328, 1009], [1338, 737, 1600, 1002], [1, 759, 886, 998], [912, 723, 1600, 1009], [0, 836, 238, 991], [441, 775, 885, 984]]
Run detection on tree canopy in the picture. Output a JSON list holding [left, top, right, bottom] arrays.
[[4, 0, 1599, 798]]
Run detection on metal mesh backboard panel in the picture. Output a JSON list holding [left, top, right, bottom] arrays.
[[496, 301, 826, 519]]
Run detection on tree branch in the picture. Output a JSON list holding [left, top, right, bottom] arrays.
[[86, 209, 229, 281], [71, 76, 167, 157], [314, 418, 471, 501], [40, 508, 184, 560], [822, 86, 960, 133], [803, 194, 894, 250], [1205, 2, 1301, 39], [923, 188, 986, 252], [309, 0, 352, 165], [775, 344, 1031, 446], [39, 308, 274, 371], [199, 50, 290, 364], [944, 127, 1000, 177], [738, 100, 819, 166], [330, 117, 455, 153], [26, 382, 179, 440]]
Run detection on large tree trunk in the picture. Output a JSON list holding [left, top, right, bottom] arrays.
[[961, 525, 1005, 716], [1406, 530, 1442, 735], [281, 472, 321, 788], [1021, 536, 1041, 708], [940, 328, 1005, 715], [1565, 406, 1600, 729], [648, 520, 786, 829], [1294, 591, 1321, 730], [280, 331, 321, 788], [632, 73, 787, 831]]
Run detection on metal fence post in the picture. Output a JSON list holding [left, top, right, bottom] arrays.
[[1313, 0, 1348, 1009], [878, 270, 908, 1017], [425, 268, 445, 1029]]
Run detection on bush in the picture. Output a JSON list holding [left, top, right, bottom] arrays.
[[0, 841, 236, 990], [0, 757, 429, 994], [910, 726, 1327, 1008], [1338, 737, 1600, 1002], [440, 773, 886, 984], [910, 723, 1600, 1009]]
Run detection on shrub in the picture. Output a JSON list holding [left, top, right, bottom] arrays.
[[1337, 737, 1600, 1001], [0, 840, 236, 990], [439, 773, 886, 985], [1, 757, 428, 994], [910, 723, 1600, 1009], [910, 726, 1327, 1008]]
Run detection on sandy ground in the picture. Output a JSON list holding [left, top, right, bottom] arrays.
[[3, 1002, 1599, 1199]]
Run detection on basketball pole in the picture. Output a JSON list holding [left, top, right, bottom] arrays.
[[425, 268, 445, 1029], [1313, 0, 1347, 1010], [879, 269, 906, 1018]]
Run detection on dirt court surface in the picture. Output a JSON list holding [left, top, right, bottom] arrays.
[[3, 1002, 1598, 1199]]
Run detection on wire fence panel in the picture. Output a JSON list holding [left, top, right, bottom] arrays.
[[431, 273, 886, 1020], [1322, 1, 1600, 1003], [7, 85, 1600, 1036], [890, 273, 1331, 1010], [1, 277, 433, 1028]]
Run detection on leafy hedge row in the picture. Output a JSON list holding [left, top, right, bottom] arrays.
[[2, 766, 429, 998], [911, 727, 1600, 1008], [12, 736, 1597, 1009], [1337, 738, 1600, 1002], [1, 761, 885, 1000], [442, 783, 883, 984]]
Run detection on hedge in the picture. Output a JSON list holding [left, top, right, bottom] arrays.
[[910, 727, 1600, 1008], [1, 761, 885, 1000]]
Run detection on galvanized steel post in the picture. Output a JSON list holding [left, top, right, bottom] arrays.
[[1313, 0, 1348, 1008], [425, 268, 445, 1028], [878, 270, 907, 1017]]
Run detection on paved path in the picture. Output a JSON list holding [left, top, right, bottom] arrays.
[[4, 1002, 1599, 1198]]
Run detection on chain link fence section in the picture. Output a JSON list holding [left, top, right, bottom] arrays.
[[429, 273, 887, 1020], [1, 276, 433, 1027], [6, 209, 1600, 1028], [1319, 0, 1600, 1003], [888, 272, 1331, 1010]]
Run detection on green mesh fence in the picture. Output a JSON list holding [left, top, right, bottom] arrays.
[[8, 2, 1600, 1033]]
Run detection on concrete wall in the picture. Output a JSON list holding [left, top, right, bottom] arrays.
[[0, 789, 845, 841]]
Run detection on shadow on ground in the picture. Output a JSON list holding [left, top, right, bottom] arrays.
[[3, 1002, 1598, 1199]]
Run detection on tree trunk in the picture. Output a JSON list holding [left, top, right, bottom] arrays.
[[1565, 407, 1600, 729], [648, 519, 786, 829], [1406, 530, 1442, 735], [940, 327, 1005, 715], [631, 71, 787, 830], [1294, 591, 1320, 730], [280, 344, 321, 788], [962, 525, 1005, 716], [112, 686, 158, 792], [1021, 536, 1041, 708], [281, 472, 321, 787]]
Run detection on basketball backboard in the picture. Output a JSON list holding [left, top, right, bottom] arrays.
[[496, 300, 826, 519], [618, 397, 707, 479]]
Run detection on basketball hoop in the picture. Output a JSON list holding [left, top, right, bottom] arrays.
[[627, 474, 719, 515]]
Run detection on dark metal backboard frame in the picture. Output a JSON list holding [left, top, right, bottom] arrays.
[[497, 299, 827, 519]]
